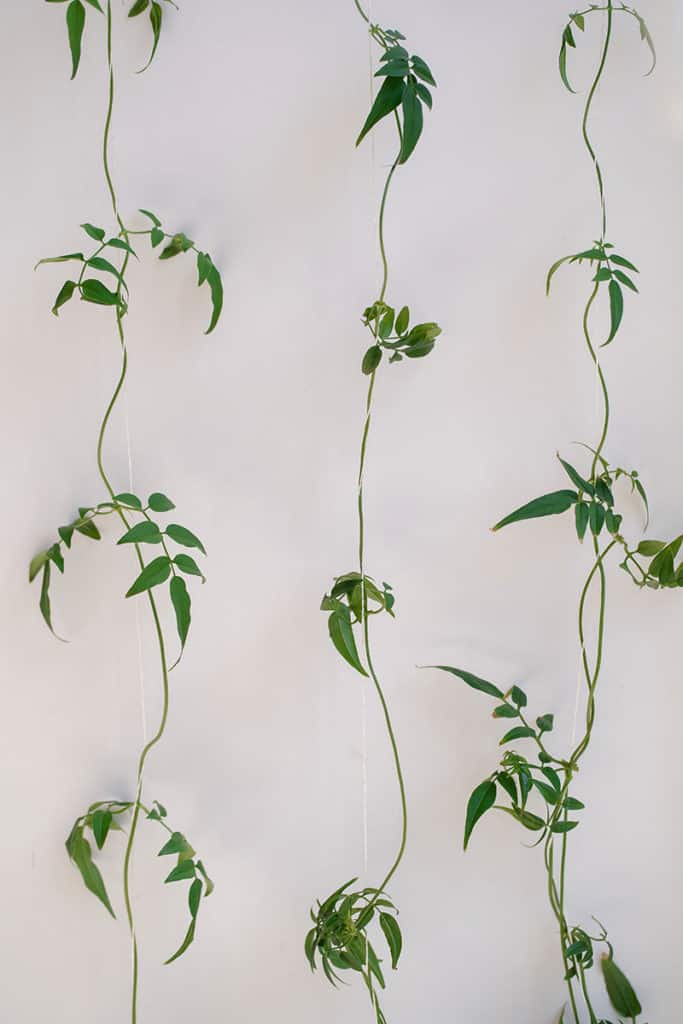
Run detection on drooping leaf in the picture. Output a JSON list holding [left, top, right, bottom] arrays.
[[158, 832, 195, 859], [165, 524, 206, 554], [52, 279, 77, 316], [91, 810, 112, 850], [66, 0, 86, 79], [164, 860, 196, 884], [126, 556, 171, 597], [128, 0, 149, 15], [492, 490, 578, 532], [164, 916, 197, 965], [66, 831, 115, 917], [328, 610, 367, 676], [464, 779, 496, 850], [432, 665, 504, 700], [602, 280, 624, 346], [356, 76, 404, 147], [379, 913, 402, 969], [399, 82, 423, 164], [170, 575, 191, 650], [557, 455, 594, 496], [575, 501, 590, 541], [204, 263, 224, 335], [173, 554, 206, 581], [139, 207, 161, 226], [362, 346, 383, 375]]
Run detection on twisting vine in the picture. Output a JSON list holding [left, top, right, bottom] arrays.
[[304, 4, 441, 1023], [30, 3, 222, 1021], [427, 6, 657, 1022]]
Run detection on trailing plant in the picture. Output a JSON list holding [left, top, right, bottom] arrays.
[[305, 4, 441, 1023], [429, 5, 656, 1022], [31, 3, 223, 1021]]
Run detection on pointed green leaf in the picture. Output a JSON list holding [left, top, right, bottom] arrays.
[[164, 859, 196, 884], [66, 0, 86, 79], [117, 521, 163, 545], [328, 610, 367, 676], [81, 223, 105, 242], [356, 76, 404, 147], [204, 263, 223, 335], [126, 556, 171, 597], [148, 492, 175, 512], [493, 490, 578, 531], [80, 278, 120, 306], [379, 913, 402, 969], [158, 832, 195, 858], [399, 82, 423, 164], [432, 665, 504, 700], [67, 831, 115, 917], [52, 279, 77, 316], [464, 779, 496, 849], [91, 810, 112, 850], [170, 575, 191, 650], [165, 524, 206, 555], [173, 554, 205, 581], [164, 916, 196, 965], [499, 726, 535, 745], [603, 280, 624, 346]]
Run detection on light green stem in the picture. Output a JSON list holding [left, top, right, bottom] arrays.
[[100, 5, 172, 1021]]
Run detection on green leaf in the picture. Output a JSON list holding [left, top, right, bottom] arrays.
[[558, 41, 575, 94], [29, 549, 50, 583], [557, 455, 594, 496], [204, 263, 224, 335], [399, 82, 423, 164], [126, 556, 171, 597], [563, 797, 585, 810], [91, 810, 112, 850], [379, 913, 402, 969], [174, 554, 205, 581], [603, 280, 624, 346], [139, 1, 163, 72], [52, 279, 77, 316], [546, 254, 572, 294], [159, 233, 194, 260], [117, 521, 163, 545], [39, 562, 59, 637], [158, 832, 195, 858], [550, 820, 579, 834], [570, 12, 585, 30], [328, 610, 367, 676], [415, 82, 432, 109], [356, 76, 404, 147], [165, 524, 206, 555], [501, 806, 545, 831], [195, 859, 214, 897], [395, 306, 409, 334], [35, 252, 84, 269], [115, 492, 143, 510], [170, 575, 191, 650], [510, 685, 527, 708], [80, 278, 120, 306], [492, 704, 518, 719], [612, 269, 638, 293], [164, 917, 197, 965], [533, 780, 559, 805], [499, 726, 535, 745], [636, 539, 665, 557], [128, 0, 149, 14], [610, 254, 638, 272], [536, 713, 554, 733], [589, 502, 605, 536], [493, 490, 578, 531], [151, 227, 164, 247], [362, 346, 382, 375], [87, 256, 121, 278], [464, 779, 496, 850], [139, 208, 161, 226], [432, 666, 504, 700], [411, 55, 436, 87], [188, 877, 202, 918], [67, 831, 115, 917], [66, 0, 86, 79], [575, 501, 590, 541], [81, 222, 105, 242], [75, 518, 101, 540], [165, 860, 196, 884], [107, 237, 137, 256], [148, 492, 175, 512], [600, 954, 642, 1016]]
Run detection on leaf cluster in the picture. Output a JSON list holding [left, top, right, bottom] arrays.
[[361, 302, 441, 374], [29, 491, 206, 659], [66, 798, 213, 964], [547, 241, 639, 348], [305, 879, 402, 1024], [46, 0, 177, 79], [321, 573, 395, 676], [356, 26, 436, 164], [558, 6, 655, 94]]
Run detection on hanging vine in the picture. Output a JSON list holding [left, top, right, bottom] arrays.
[[428, 5, 656, 1022], [304, 4, 441, 1023], [30, 3, 222, 1021]]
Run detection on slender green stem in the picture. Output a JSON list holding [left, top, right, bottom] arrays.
[[353, 0, 370, 24], [582, 1, 613, 240], [100, 5, 172, 1021]]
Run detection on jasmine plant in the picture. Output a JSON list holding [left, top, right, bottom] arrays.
[[304, 3, 442, 1023], [31, 3, 222, 1021]]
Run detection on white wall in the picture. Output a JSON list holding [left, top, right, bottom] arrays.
[[2, 1, 682, 1020]]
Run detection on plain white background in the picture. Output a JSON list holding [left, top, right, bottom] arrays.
[[2, 0, 682, 1020]]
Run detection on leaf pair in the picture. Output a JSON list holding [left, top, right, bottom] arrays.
[[321, 573, 395, 675], [29, 506, 103, 635]]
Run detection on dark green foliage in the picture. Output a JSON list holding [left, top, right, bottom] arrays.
[[306, 880, 401, 1024], [321, 573, 395, 676], [360, 302, 441, 370]]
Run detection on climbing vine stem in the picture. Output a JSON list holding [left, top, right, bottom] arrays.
[[31, 2, 223, 1020], [305, 5, 442, 1022], [430, 4, 655, 1021]]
